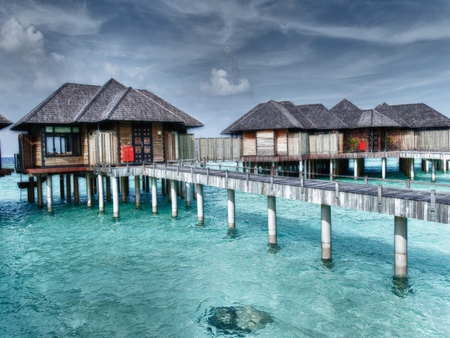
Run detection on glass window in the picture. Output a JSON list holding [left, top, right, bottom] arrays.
[[45, 126, 82, 157]]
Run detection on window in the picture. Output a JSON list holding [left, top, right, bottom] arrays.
[[45, 126, 81, 156]]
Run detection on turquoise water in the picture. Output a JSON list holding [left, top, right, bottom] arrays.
[[1, 158, 450, 337]]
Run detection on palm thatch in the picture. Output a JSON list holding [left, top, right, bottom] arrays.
[[0, 113, 13, 130], [11, 78, 203, 131], [222, 98, 450, 134]]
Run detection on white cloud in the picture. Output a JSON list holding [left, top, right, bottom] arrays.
[[281, 20, 450, 45], [200, 68, 251, 96], [0, 17, 44, 60], [1, 0, 105, 36]]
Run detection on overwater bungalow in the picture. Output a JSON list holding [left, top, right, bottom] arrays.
[[221, 99, 450, 179], [12, 78, 203, 174], [0, 113, 14, 176]]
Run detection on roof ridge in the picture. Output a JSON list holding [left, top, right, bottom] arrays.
[[271, 101, 303, 128], [105, 87, 132, 120], [74, 79, 115, 122], [291, 104, 319, 129]]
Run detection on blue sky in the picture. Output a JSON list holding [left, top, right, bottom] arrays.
[[1, 0, 450, 156]]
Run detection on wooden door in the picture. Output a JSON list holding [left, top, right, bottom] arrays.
[[132, 123, 152, 162]]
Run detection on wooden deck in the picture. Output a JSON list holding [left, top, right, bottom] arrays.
[[95, 163, 450, 224]]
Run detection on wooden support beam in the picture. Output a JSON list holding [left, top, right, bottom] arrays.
[[86, 172, 92, 208], [135, 176, 141, 209], [37, 175, 43, 207], [171, 180, 178, 218]]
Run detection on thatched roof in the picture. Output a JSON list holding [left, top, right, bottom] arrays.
[[11, 78, 203, 131], [329, 99, 363, 128], [390, 103, 450, 128], [0, 113, 13, 130], [296, 103, 347, 130], [357, 109, 400, 128], [222, 98, 450, 134]]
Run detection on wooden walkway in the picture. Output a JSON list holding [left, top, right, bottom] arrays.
[[96, 163, 450, 224]]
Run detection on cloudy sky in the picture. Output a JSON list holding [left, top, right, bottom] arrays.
[[1, 0, 450, 156]]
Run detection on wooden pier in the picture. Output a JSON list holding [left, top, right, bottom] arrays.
[[24, 161, 450, 278]]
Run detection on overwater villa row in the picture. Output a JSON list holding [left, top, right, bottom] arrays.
[[3, 78, 450, 279]]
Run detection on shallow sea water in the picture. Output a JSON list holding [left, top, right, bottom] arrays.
[[1, 158, 450, 337]]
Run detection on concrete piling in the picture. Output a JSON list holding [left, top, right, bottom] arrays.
[[86, 172, 92, 208], [98, 174, 104, 212], [112, 176, 119, 218], [152, 177, 158, 214], [394, 216, 408, 276], [196, 183, 204, 224], [321, 204, 332, 261], [46, 174, 53, 214], [267, 196, 277, 245], [227, 189, 235, 230], [171, 180, 178, 218]]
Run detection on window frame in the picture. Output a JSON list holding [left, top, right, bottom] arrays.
[[44, 125, 82, 157]]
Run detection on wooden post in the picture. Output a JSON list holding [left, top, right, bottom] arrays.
[[135, 176, 141, 209], [162, 178, 166, 195], [410, 158, 415, 181], [443, 159, 447, 173], [46, 174, 53, 214], [142, 174, 147, 192], [66, 174, 72, 202], [105, 176, 111, 201], [171, 180, 178, 218], [28, 176, 35, 203], [329, 159, 334, 181], [321, 204, 332, 261], [185, 182, 191, 207], [86, 172, 92, 208], [394, 216, 408, 276], [354, 158, 358, 179], [152, 177, 158, 214], [98, 174, 104, 212], [74, 175, 79, 203], [227, 189, 235, 230], [267, 195, 277, 245], [37, 175, 43, 207], [196, 183, 204, 224], [59, 174, 65, 199], [382, 157, 386, 179], [121, 177, 127, 202], [112, 176, 119, 218], [431, 159, 436, 182]]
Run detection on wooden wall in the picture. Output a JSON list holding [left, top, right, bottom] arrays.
[[196, 137, 242, 161], [275, 130, 288, 155], [256, 130, 275, 156], [152, 122, 164, 162], [242, 131, 256, 156]]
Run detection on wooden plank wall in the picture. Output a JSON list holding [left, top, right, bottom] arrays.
[[195, 137, 243, 161], [417, 130, 450, 150], [242, 131, 256, 156], [88, 130, 118, 164], [152, 122, 164, 162], [309, 133, 339, 154], [276, 130, 288, 155], [256, 130, 274, 156], [178, 134, 195, 159]]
